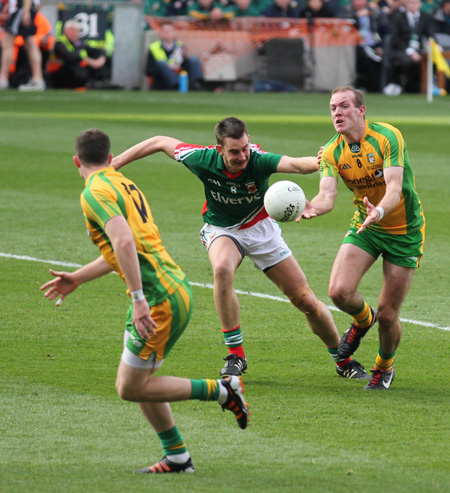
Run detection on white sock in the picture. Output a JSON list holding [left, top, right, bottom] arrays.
[[217, 379, 229, 405], [166, 452, 190, 464]]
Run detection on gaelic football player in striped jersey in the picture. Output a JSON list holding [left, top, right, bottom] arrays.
[[41, 129, 249, 474], [302, 86, 425, 390]]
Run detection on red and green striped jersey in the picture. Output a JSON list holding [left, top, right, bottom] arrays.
[[81, 167, 186, 305], [321, 120, 425, 235], [174, 143, 282, 229]]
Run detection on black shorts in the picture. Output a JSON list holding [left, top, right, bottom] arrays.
[[4, 8, 38, 37]]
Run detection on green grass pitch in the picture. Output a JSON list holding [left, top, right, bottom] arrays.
[[0, 90, 449, 492]]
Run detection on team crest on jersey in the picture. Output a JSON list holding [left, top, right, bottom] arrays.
[[350, 143, 360, 153], [245, 181, 257, 193], [367, 153, 375, 165]]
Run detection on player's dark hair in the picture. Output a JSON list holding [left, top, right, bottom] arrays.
[[75, 129, 111, 165], [214, 117, 248, 146], [332, 85, 365, 108]]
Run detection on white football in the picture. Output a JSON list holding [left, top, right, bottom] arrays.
[[264, 180, 306, 222]]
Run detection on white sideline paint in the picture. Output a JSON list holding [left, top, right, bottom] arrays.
[[2, 251, 449, 332]]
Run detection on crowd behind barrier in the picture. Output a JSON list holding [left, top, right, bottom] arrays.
[[0, 0, 449, 93]]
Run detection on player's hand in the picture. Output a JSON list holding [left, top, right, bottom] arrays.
[[132, 299, 157, 340], [357, 196, 381, 233], [40, 269, 79, 306], [297, 200, 317, 221]]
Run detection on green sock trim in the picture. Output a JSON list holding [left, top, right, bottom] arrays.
[[350, 301, 366, 317], [190, 379, 220, 401], [158, 425, 187, 456], [327, 347, 345, 363], [379, 347, 396, 360], [222, 327, 243, 348]]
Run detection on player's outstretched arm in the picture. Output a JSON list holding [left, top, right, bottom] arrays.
[[40, 256, 113, 306], [112, 136, 182, 170], [277, 155, 318, 175], [300, 176, 338, 220]]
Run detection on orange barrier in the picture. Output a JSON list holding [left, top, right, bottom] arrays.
[[147, 17, 362, 77]]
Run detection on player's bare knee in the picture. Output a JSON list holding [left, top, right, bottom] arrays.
[[213, 263, 234, 285], [116, 378, 139, 402], [288, 284, 318, 314], [328, 284, 352, 308], [376, 307, 398, 330]]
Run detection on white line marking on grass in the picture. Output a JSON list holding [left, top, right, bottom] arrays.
[[0, 252, 83, 268], [3, 251, 449, 332]]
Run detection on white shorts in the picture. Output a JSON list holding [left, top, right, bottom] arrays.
[[200, 217, 292, 271]]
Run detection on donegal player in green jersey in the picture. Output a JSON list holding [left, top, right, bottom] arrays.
[[112, 117, 371, 381], [302, 86, 426, 390], [40, 129, 249, 474]]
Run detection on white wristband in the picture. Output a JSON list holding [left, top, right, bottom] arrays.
[[375, 206, 385, 221], [130, 289, 145, 302]]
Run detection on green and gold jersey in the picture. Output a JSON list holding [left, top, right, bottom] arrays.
[[321, 120, 425, 235], [81, 167, 185, 305]]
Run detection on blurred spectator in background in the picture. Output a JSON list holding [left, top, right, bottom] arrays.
[[50, 20, 107, 89], [433, 0, 450, 40], [421, 0, 441, 13], [340, 0, 389, 92], [146, 22, 205, 90], [0, 0, 46, 91], [188, 0, 235, 21], [84, 28, 114, 83], [166, 0, 193, 15], [8, 11, 54, 88], [433, 0, 450, 92], [232, 0, 262, 16], [300, 0, 336, 18], [384, 0, 436, 93], [261, 0, 302, 16], [143, 0, 193, 16]]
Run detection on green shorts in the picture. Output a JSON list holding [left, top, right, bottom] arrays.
[[124, 277, 193, 363], [342, 226, 425, 269]]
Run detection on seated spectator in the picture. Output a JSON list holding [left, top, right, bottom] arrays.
[[144, 0, 193, 16], [50, 20, 107, 89], [146, 22, 205, 90], [421, 0, 441, 13], [232, 0, 262, 16], [84, 28, 114, 83], [433, 0, 450, 38], [261, 0, 301, 17], [165, 0, 193, 15], [300, 0, 335, 19], [384, 0, 436, 93], [433, 0, 450, 91], [340, 0, 388, 92], [188, 0, 235, 20]]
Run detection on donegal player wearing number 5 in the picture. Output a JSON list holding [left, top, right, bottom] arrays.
[[40, 129, 249, 474], [302, 86, 425, 390]]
